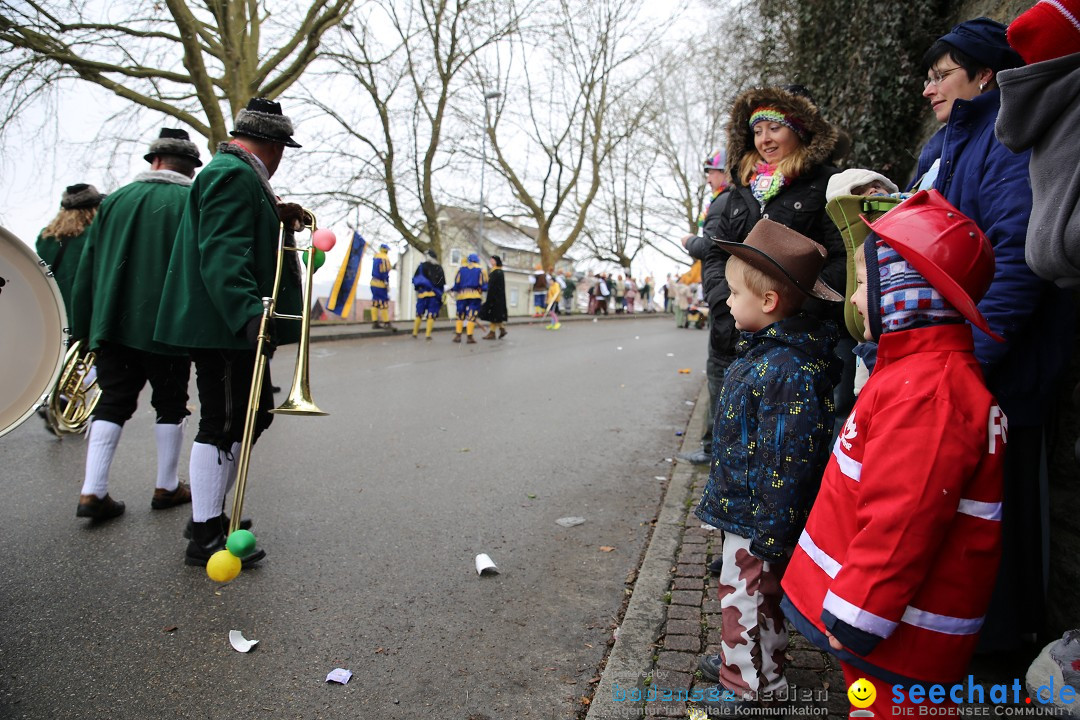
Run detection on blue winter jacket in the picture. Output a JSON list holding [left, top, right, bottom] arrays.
[[695, 314, 841, 563], [911, 90, 1072, 426]]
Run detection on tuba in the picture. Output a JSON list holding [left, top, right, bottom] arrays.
[[45, 340, 100, 436], [229, 208, 329, 535], [0, 226, 68, 438]]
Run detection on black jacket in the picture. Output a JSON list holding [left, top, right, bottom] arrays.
[[685, 187, 733, 310], [479, 268, 507, 323]]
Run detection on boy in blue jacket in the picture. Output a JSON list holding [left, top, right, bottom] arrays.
[[694, 219, 842, 709]]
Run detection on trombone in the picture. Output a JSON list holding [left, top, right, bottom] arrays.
[[229, 208, 327, 535]]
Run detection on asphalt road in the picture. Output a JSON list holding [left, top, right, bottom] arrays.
[[0, 316, 707, 719]]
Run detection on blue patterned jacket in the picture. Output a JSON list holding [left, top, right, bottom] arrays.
[[696, 313, 840, 562]]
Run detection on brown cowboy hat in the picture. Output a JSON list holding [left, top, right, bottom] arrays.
[[716, 219, 842, 302]]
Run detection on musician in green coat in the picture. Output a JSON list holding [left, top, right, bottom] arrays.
[[69, 129, 202, 523], [36, 183, 104, 313], [155, 98, 303, 568]]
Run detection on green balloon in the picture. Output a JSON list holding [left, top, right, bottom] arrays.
[[226, 529, 257, 558], [303, 248, 326, 270]]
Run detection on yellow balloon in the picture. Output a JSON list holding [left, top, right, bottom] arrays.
[[206, 549, 242, 582]]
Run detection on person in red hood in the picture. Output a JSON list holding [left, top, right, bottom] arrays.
[[780, 191, 1007, 716]]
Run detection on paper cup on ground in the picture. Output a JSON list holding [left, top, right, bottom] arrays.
[[475, 553, 499, 575]]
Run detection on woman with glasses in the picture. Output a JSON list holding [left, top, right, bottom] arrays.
[[911, 17, 1073, 655]]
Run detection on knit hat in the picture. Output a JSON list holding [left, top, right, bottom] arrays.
[[749, 107, 808, 140], [60, 183, 105, 210], [378, 243, 390, 252], [143, 128, 202, 166], [715, 219, 842, 301], [939, 17, 1024, 72], [1007, 0, 1080, 65], [467, 253, 480, 264], [703, 149, 726, 171], [825, 169, 899, 202], [230, 98, 302, 148], [864, 238, 964, 339]]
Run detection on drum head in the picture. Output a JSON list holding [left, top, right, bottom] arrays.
[[0, 226, 67, 438]]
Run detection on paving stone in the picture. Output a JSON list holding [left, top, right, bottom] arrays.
[[655, 651, 698, 674], [703, 613, 722, 629], [672, 577, 704, 592], [663, 634, 701, 652], [676, 564, 707, 578], [787, 667, 827, 691], [701, 599, 722, 614], [681, 535, 707, 545], [787, 648, 826, 671], [652, 669, 694, 691], [666, 605, 698, 621], [707, 629, 723, 646], [677, 551, 707, 565], [669, 590, 701, 607], [665, 619, 701, 636], [684, 527, 710, 537]]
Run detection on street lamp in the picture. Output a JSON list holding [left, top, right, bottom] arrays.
[[477, 90, 501, 261]]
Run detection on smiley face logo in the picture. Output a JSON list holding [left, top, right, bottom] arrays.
[[848, 678, 877, 709]]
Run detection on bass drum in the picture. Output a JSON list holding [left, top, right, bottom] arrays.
[[0, 226, 67, 438]]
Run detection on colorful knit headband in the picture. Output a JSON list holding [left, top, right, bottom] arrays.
[[749, 107, 807, 139]]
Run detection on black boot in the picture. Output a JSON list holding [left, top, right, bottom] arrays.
[[183, 513, 253, 540], [185, 515, 265, 567]]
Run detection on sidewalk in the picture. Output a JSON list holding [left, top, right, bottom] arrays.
[[585, 379, 848, 720]]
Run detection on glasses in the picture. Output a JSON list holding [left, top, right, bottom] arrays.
[[923, 66, 963, 88]]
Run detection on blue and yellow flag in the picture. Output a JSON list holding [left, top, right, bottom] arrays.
[[327, 230, 367, 318]]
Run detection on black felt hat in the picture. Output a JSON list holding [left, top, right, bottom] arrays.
[[144, 128, 202, 166], [230, 98, 302, 148]]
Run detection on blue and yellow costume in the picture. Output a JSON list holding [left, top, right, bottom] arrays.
[[412, 250, 445, 339], [451, 253, 487, 343], [370, 243, 393, 327]]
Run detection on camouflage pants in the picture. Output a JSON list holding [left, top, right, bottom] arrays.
[[716, 532, 789, 699]]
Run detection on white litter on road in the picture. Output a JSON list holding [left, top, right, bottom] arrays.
[[326, 668, 353, 684], [555, 516, 586, 528], [228, 630, 258, 653], [475, 553, 500, 575]]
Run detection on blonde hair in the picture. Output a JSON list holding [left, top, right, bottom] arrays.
[[738, 141, 814, 187], [41, 207, 98, 240], [727, 255, 804, 311]]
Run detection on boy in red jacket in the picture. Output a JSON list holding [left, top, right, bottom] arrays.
[[781, 191, 1007, 716]]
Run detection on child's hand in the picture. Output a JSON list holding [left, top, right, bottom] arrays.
[[825, 630, 844, 652]]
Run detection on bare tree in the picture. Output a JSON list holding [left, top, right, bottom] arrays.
[[483, 0, 660, 272], [300, 0, 522, 260], [0, 0, 354, 148]]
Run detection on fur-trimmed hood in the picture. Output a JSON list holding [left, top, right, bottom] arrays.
[[726, 87, 838, 185]]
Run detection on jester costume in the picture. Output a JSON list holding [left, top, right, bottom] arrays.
[[371, 244, 394, 329], [451, 253, 487, 344]]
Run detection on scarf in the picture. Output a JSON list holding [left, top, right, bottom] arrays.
[[697, 186, 727, 227], [750, 162, 788, 207]]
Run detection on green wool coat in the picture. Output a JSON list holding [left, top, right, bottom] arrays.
[[36, 228, 89, 315], [155, 150, 302, 350], [70, 172, 191, 355]]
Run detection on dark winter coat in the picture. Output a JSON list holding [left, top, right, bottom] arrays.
[[695, 313, 841, 563], [912, 90, 1072, 426], [36, 228, 90, 314], [718, 88, 846, 324], [686, 188, 738, 362], [479, 267, 507, 322]]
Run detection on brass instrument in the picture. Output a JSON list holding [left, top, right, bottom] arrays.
[[230, 209, 327, 534], [45, 339, 100, 436], [0, 226, 68, 439]]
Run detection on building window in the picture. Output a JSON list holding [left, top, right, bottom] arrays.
[[450, 248, 462, 265], [510, 288, 519, 308]]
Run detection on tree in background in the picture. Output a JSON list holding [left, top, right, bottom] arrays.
[[0, 0, 354, 148]]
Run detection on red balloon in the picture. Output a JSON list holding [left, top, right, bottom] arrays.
[[312, 228, 337, 252]]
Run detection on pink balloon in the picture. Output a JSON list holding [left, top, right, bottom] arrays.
[[312, 228, 337, 252]]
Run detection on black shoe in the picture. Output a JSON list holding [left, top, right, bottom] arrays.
[[699, 653, 723, 683], [183, 514, 253, 539], [708, 555, 724, 576], [76, 494, 126, 522], [185, 516, 265, 567], [677, 450, 711, 465]]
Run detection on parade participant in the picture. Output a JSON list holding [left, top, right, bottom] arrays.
[[681, 149, 737, 468], [692, 220, 841, 712], [411, 249, 445, 340], [544, 272, 562, 330], [911, 17, 1071, 650], [371, 243, 396, 331], [155, 97, 305, 567], [563, 271, 577, 315], [68, 129, 201, 522], [530, 265, 548, 316], [451, 252, 487, 344], [479, 255, 508, 340], [781, 192, 1006, 716], [36, 183, 104, 313]]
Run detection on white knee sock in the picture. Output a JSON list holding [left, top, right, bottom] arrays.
[[189, 442, 227, 522], [81, 420, 123, 498], [154, 422, 184, 491]]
